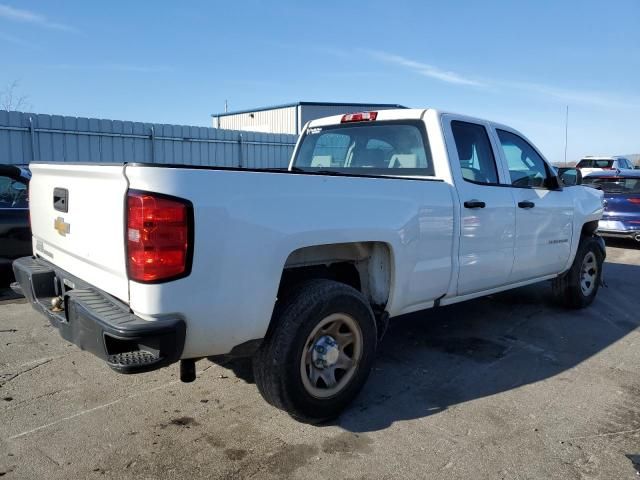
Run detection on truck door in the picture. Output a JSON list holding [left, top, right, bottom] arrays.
[[492, 128, 574, 281], [442, 117, 516, 295]]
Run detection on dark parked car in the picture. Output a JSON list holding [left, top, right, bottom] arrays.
[[0, 165, 31, 284], [582, 170, 640, 242]]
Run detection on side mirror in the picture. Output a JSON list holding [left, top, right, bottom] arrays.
[[544, 175, 562, 190], [557, 167, 582, 187], [11, 181, 27, 191]]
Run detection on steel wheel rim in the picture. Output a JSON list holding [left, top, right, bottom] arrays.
[[580, 251, 598, 296], [300, 313, 363, 399]]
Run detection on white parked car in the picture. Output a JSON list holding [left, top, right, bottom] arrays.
[[576, 156, 635, 176], [12, 108, 605, 421]]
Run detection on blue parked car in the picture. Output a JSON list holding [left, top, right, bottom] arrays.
[[582, 170, 640, 242]]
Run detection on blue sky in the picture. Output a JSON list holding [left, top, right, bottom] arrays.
[[1, 0, 638, 162]]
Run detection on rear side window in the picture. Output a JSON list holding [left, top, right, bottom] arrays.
[[577, 159, 614, 168], [293, 122, 433, 176], [583, 176, 640, 193], [451, 121, 498, 184]]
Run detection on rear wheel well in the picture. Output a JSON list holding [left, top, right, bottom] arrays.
[[278, 263, 361, 296], [277, 242, 391, 311]]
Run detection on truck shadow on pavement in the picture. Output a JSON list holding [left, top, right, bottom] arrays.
[[605, 237, 640, 250], [627, 455, 640, 475], [0, 286, 25, 305], [336, 259, 640, 432], [212, 257, 639, 432]]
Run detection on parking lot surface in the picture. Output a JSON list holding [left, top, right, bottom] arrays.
[[1, 240, 639, 479]]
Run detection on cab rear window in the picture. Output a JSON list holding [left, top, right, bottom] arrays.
[[293, 122, 434, 176], [577, 159, 614, 168]]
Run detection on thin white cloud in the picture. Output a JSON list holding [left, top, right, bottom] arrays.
[[364, 49, 639, 110], [45, 63, 172, 73], [0, 31, 39, 48], [0, 4, 75, 32], [101, 64, 171, 73], [498, 80, 640, 110], [364, 49, 484, 87], [319, 71, 391, 79]]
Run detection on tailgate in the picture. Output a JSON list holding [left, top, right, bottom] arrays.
[[28, 163, 130, 302]]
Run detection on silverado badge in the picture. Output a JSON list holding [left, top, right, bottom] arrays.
[[54, 217, 70, 236]]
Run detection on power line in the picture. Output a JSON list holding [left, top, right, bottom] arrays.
[[563, 105, 569, 166]]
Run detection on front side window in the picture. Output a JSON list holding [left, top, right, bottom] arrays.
[[0, 175, 28, 208], [451, 121, 499, 184], [497, 130, 550, 188], [293, 122, 433, 176]]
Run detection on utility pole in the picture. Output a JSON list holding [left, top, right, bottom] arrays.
[[224, 100, 228, 113], [563, 105, 569, 167]]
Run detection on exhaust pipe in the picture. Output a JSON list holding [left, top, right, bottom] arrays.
[[635, 234, 640, 242]]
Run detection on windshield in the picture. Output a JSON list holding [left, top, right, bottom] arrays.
[[583, 176, 640, 194], [577, 159, 614, 168], [292, 122, 434, 176]]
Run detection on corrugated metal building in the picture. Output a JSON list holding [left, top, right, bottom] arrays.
[[211, 101, 406, 135]]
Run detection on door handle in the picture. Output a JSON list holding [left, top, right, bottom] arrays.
[[518, 201, 535, 209], [464, 200, 486, 209]]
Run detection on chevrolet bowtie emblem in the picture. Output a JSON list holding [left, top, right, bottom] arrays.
[[54, 217, 70, 236]]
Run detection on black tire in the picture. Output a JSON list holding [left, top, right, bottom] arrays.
[[253, 279, 377, 422], [552, 236, 604, 309]]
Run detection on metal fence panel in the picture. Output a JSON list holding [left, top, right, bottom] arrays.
[[0, 110, 297, 168]]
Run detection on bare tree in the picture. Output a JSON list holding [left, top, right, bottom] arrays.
[[0, 80, 31, 111]]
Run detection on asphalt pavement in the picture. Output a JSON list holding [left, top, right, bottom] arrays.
[[1, 239, 639, 479]]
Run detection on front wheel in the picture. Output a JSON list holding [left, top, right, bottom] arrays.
[[552, 236, 604, 308], [253, 279, 377, 422]]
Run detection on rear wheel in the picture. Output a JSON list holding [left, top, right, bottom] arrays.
[[253, 279, 377, 422], [552, 236, 604, 308]]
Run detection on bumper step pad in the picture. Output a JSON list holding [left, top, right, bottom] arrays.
[[107, 350, 161, 369]]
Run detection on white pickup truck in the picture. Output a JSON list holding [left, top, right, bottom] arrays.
[[12, 108, 605, 421]]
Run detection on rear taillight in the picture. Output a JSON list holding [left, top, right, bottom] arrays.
[[126, 190, 192, 283], [341, 111, 378, 123], [628, 198, 640, 205]]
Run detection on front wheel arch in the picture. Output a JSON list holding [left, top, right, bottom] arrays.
[[581, 220, 599, 236]]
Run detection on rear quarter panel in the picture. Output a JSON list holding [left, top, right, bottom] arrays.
[[125, 166, 455, 357]]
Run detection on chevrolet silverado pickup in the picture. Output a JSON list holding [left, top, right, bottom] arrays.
[[12, 109, 605, 421]]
